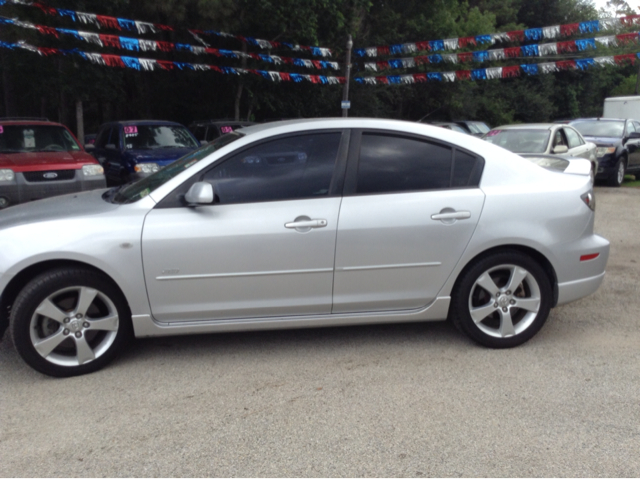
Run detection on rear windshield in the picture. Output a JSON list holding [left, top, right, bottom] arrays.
[[571, 121, 624, 138], [483, 129, 550, 153], [0, 125, 81, 153], [124, 125, 199, 150]]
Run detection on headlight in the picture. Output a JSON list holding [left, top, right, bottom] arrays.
[[0, 169, 15, 181], [134, 163, 160, 174], [82, 164, 104, 176], [596, 147, 616, 158]]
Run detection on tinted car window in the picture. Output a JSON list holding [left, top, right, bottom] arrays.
[[564, 128, 583, 149], [202, 133, 341, 204], [357, 134, 452, 194], [452, 150, 483, 187], [95, 127, 111, 148], [190, 125, 207, 142]]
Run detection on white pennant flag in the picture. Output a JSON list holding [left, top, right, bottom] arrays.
[[486, 67, 503, 79], [542, 26, 560, 39], [487, 49, 505, 61], [599, 17, 621, 30], [442, 72, 456, 82], [319, 48, 332, 57], [492, 32, 511, 43], [257, 40, 273, 49], [365, 63, 378, 72], [364, 77, 378, 85], [402, 58, 416, 68], [401, 75, 415, 84], [366, 47, 378, 57], [84, 53, 106, 65], [139, 59, 157, 71], [594, 56, 615, 66], [191, 46, 206, 55], [442, 54, 459, 64], [302, 59, 314, 68], [328, 62, 339, 70], [539, 62, 559, 74], [595, 36, 617, 47], [77, 13, 99, 27], [135, 21, 157, 34], [402, 43, 417, 54], [443, 38, 459, 50], [79, 32, 103, 46], [538, 43, 558, 56], [138, 39, 158, 51]]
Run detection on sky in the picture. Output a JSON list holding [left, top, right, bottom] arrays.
[[591, 0, 640, 14]]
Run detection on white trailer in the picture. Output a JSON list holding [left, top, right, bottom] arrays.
[[603, 96, 640, 120]]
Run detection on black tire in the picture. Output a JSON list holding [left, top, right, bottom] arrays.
[[450, 251, 552, 348], [9, 268, 132, 377], [607, 158, 626, 187]]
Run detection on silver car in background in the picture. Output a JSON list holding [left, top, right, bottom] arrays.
[[482, 123, 598, 175], [0, 119, 609, 377]]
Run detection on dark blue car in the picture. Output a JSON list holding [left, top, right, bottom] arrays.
[[89, 120, 200, 185]]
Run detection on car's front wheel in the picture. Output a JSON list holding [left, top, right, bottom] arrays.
[[607, 158, 626, 187], [450, 251, 552, 348], [10, 268, 131, 377]]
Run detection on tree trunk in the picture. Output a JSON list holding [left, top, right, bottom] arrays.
[[234, 43, 248, 120], [76, 100, 85, 145]]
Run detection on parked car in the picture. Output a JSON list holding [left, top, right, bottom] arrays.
[[89, 120, 200, 185], [482, 123, 598, 175], [0, 118, 105, 209], [84, 133, 97, 147], [569, 118, 640, 187], [0, 118, 609, 377], [429, 122, 470, 134], [453, 121, 491, 137], [188, 120, 255, 144]]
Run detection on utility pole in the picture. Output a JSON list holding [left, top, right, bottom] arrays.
[[341, 35, 353, 117], [635, 61, 640, 95]]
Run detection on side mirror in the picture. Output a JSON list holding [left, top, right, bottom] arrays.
[[185, 181, 214, 206], [553, 145, 569, 154], [628, 131, 640, 139], [200, 140, 209, 145], [84, 143, 95, 151], [105, 144, 117, 151]]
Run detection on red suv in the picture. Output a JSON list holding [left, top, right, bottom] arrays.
[[0, 119, 106, 209]]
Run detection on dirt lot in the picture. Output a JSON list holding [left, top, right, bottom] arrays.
[[1, 187, 639, 477]]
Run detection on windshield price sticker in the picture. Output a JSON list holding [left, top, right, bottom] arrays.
[[23, 129, 36, 148], [0, 126, 4, 134], [124, 126, 138, 137], [486, 130, 501, 137], [220, 126, 234, 134]]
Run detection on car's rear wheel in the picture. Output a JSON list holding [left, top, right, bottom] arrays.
[[607, 158, 626, 187], [10, 268, 131, 377], [450, 251, 552, 348]]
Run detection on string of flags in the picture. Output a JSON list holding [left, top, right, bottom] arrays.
[[363, 32, 640, 71], [0, 16, 340, 70], [0, 39, 345, 84], [355, 16, 640, 58], [354, 53, 640, 84], [0, 0, 333, 56]]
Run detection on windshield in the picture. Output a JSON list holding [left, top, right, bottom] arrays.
[[571, 120, 624, 138], [483, 129, 551, 153], [108, 132, 242, 204], [466, 122, 490, 134], [0, 125, 81, 153], [124, 125, 199, 150]]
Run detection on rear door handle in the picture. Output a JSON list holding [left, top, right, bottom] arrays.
[[431, 211, 471, 221], [285, 219, 328, 229]]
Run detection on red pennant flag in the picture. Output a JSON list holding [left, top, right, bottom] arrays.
[[378, 46, 390, 56], [614, 54, 636, 64], [416, 41, 430, 52], [377, 77, 389, 84], [616, 33, 638, 44], [620, 14, 640, 25], [377, 61, 388, 70], [38, 47, 60, 56], [556, 60, 576, 70], [507, 31, 524, 42], [102, 55, 126, 68], [504, 47, 521, 58], [279, 72, 291, 81], [557, 41, 577, 53], [157, 60, 175, 70], [96, 16, 121, 30], [456, 70, 471, 81], [560, 23, 579, 36], [206, 48, 223, 57], [458, 37, 477, 48], [99, 35, 121, 48], [502, 65, 521, 78], [414, 56, 429, 66], [36, 25, 60, 37], [156, 41, 175, 52], [413, 73, 428, 83], [33, 2, 58, 15], [458, 52, 473, 62]]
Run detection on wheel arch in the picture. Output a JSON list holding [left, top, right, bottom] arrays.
[[450, 244, 559, 308], [0, 259, 129, 338]]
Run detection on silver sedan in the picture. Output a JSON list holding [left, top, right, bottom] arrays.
[[482, 123, 598, 174], [0, 119, 609, 377]]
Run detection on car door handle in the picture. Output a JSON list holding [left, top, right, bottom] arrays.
[[431, 211, 471, 221], [285, 219, 328, 229]]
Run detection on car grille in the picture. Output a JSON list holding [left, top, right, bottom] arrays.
[[23, 170, 76, 182]]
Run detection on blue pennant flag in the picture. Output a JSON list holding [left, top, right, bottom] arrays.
[[576, 58, 595, 70], [389, 59, 403, 69], [390, 44, 403, 55], [260, 54, 274, 63], [0, 18, 14, 25], [473, 51, 489, 62], [471, 69, 487, 81], [121, 57, 142, 70], [175, 44, 191, 52], [388, 75, 402, 84], [258, 70, 270, 80], [475, 35, 493, 45], [118, 19, 136, 31], [429, 54, 443, 64], [575, 38, 596, 51], [120, 37, 140, 52], [290, 73, 304, 83], [579, 21, 599, 33], [354, 49, 366, 57], [524, 28, 543, 41], [427, 72, 442, 82], [318, 76, 328, 84], [355, 77, 365, 84], [521, 45, 539, 57], [429, 40, 444, 52], [293, 58, 305, 67], [57, 9, 77, 22], [220, 66, 238, 74], [56, 29, 84, 41], [521, 64, 539, 75], [219, 49, 238, 58], [311, 47, 322, 56]]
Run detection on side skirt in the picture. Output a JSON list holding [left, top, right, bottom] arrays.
[[132, 297, 451, 338]]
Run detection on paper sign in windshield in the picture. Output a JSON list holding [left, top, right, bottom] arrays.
[[220, 126, 234, 134], [0, 126, 4, 134], [24, 129, 36, 148], [124, 126, 138, 137], [486, 130, 501, 137]]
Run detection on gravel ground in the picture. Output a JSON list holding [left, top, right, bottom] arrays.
[[1, 186, 639, 477]]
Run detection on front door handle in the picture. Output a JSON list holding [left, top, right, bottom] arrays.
[[431, 211, 471, 221], [285, 217, 328, 231]]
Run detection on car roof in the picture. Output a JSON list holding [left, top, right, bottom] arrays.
[[570, 118, 627, 122], [190, 120, 255, 125], [101, 120, 185, 127], [493, 123, 559, 131], [0, 120, 67, 127]]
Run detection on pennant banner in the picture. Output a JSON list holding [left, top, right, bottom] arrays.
[[0, 39, 345, 84], [355, 54, 639, 85], [0, 16, 340, 70], [354, 15, 640, 58], [362, 32, 639, 71], [0, 0, 333, 56]]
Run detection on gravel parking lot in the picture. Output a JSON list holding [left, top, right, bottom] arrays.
[[1, 187, 639, 477]]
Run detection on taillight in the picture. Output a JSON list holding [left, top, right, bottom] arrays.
[[581, 191, 595, 211]]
